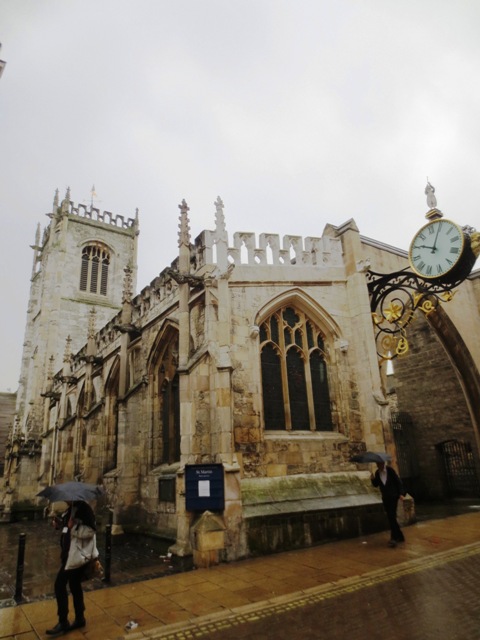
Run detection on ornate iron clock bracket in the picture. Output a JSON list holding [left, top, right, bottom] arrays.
[[367, 268, 466, 362], [367, 182, 479, 362]]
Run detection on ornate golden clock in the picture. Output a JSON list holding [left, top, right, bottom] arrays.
[[408, 184, 477, 283]]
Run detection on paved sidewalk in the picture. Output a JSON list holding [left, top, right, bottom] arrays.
[[1, 511, 480, 640], [0, 521, 192, 604]]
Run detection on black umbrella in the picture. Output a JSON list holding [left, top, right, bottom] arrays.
[[350, 451, 391, 464], [37, 481, 104, 503]]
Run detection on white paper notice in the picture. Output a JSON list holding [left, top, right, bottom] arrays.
[[198, 480, 211, 497]]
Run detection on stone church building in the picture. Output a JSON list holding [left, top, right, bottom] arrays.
[[1, 189, 479, 563]]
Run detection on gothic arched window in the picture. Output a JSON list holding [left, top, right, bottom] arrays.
[[151, 331, 180, 467], [79, 243, 110, 295], [260, 306, 333, 431]]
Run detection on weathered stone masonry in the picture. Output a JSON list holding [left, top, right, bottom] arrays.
[[2, 192, 480, 564]]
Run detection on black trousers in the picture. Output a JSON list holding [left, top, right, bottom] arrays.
[[54, 564, 85, 624], [383, 497, 405, 542]]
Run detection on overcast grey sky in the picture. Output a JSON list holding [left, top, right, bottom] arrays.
[[1, 0, 479, 390]]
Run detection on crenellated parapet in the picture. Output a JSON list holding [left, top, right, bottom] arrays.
[[196, 229, 343, 268], [71, 202, 136, 230], [189, 198, 343, 269], [56, 198, 138, 231], [113, 212, 346, 330]]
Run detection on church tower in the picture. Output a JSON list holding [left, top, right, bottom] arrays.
[[15, 188, 139, 438]]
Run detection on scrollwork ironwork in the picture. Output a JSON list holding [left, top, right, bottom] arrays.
[[367, 268, 464, 361]]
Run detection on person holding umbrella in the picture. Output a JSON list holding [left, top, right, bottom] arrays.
[[37, 483, 101, 636], [371, 458, 406, 547], [351, 452, 406, 548]]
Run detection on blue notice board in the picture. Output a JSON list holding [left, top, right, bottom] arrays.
[[185, 464, 225, 512]]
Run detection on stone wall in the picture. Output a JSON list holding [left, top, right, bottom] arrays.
[[3, 197, 480, 561], [0, 392, 15, 476]]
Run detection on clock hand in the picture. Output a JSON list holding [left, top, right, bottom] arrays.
[[414, 244, 435, 250], [431, 224, 441, 253]]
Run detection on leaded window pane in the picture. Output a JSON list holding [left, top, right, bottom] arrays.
[[310, 351, 333, 431], [270, 315, 279, 344], [294, 329, 303, 348], [79, 254, 89, 291], [100, 259, 109, 295], [90, 256, 99, 293], [306, 322, 314, 349], [287, 348, 309, 430], [157, 337, 180, 465], [261, 343, 285, 429], [260, 323, 268, 343], [284, 307, 299, 328]]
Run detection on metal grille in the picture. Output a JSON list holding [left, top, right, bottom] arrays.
[[437, 439, 480, 497], [159, 476, 176, 503]]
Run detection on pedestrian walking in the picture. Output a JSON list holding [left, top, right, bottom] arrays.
[[371, 461, 406, 547], [46, 500, 98, 636]]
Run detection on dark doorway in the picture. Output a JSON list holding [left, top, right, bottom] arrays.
[[390, 411, 419, 496], [437, 439, 480, 497]]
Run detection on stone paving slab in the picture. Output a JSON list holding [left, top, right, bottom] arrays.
[[1, 511, 480, 639], [188, 543, 480, 640]]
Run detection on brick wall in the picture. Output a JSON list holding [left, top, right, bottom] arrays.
[[392, 311, 479, 500]]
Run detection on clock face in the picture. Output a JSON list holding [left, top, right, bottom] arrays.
[[409, 219, 465, 279]]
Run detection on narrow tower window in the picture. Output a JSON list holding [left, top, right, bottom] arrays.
[[79, 244, 110, 295]]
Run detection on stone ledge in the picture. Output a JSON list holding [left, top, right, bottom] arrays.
[[244, 493, 380, 518], [263, 431, 348, 441], [241, 471, 379, 519]]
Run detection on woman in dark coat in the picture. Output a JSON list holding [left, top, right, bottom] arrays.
[[371, 461, 406, 547], [46, 500, 96, 636]]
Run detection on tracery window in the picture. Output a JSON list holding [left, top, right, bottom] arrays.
[[79, 243, 110, 295], [152, 333, 180, 467], [104, 362, 119, 474], [260, 306, 333, 431], [161, 372, 180, 464]]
